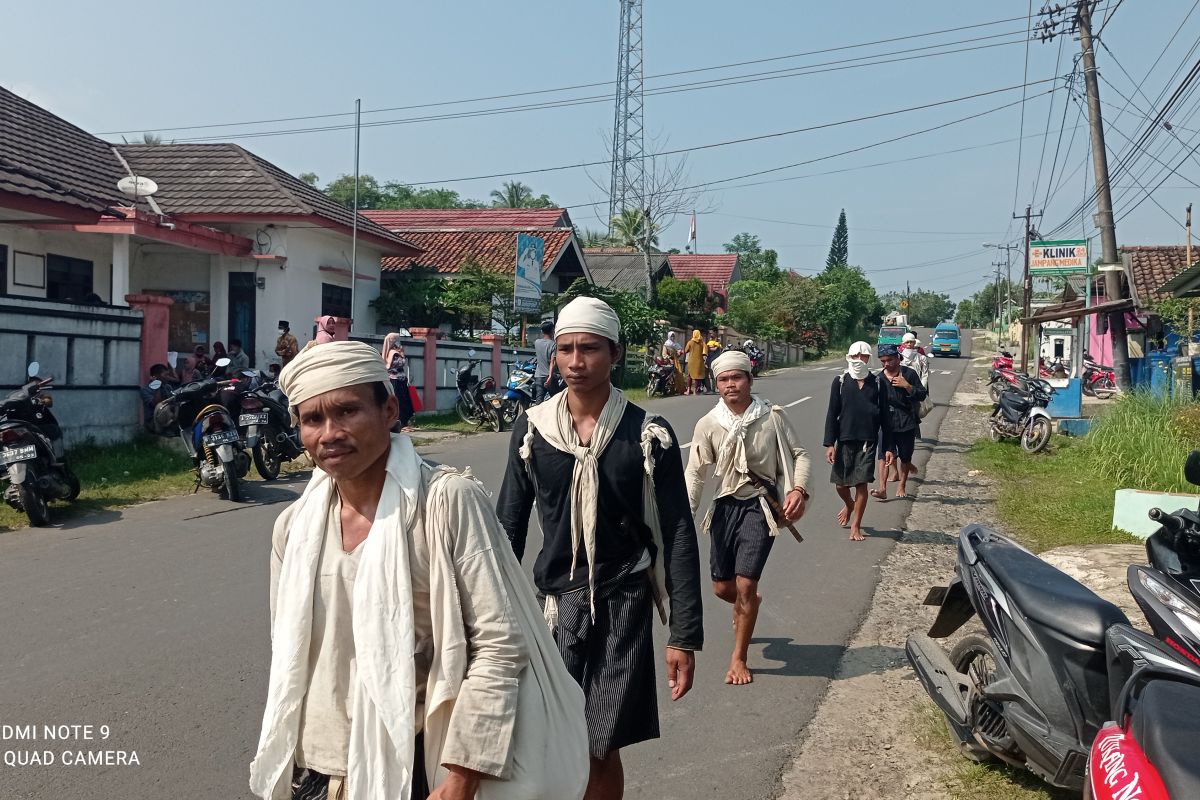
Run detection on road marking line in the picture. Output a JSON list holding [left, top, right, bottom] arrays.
[[940, 370, 953, 375], [785, 396, 812, 407]]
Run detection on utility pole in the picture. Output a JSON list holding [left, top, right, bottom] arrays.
[[993, 261, 1005, 346], [1014, 205, 1043, 373]]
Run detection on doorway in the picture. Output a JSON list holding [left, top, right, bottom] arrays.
[[228, 273, 257, 366]]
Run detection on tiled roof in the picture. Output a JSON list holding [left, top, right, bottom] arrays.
[[117, 143, 418, 252], [666, 253, 740, 294], [0, 86, 126, 215], [583, 249, 671, 291], [1123, 245, 1194, 304], [363, 208, 570, 230], [382, 229, 574, 275]]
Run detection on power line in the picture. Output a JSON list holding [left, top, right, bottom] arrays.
[[97, 13, 1044, 137], [1011, 0, 1035, 213], [709, 212, 1004, 236]]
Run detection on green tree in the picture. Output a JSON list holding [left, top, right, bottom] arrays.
[[554, 279, 661, 348], [825, 209, 849, 269], [723, 232, 783, 284], [725, 279, 789, 340], [879, 289, 955, 327], [382, 183, 485, 209], [323, 174, 388, 210], [653, 276, 717, 331], [579, 228, 611, 248], [298, 172, 320, 187], [372, 266, 446, 328], [609, 209, 657, 249], [441, 259, 511, 338], [954, 298, 984, 328], [490, 180, 553, 208], [815, 263, 882, 344]]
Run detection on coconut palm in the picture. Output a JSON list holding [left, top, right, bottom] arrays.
[[609, 209, 658, 249], [491, 181, 535, 208], [580, 228, 611, 248]]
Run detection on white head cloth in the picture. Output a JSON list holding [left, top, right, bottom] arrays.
[[710, 350, 753, 379], [279, 340, 393, 420], [845, 340, 872, 380], [556, 296, 621, 343]]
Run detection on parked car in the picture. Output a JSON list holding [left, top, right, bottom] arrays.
[[877, 325, 907, 347], [931, 322, 962, 357]]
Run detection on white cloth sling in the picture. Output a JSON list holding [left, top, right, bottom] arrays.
[[520, 386, 670, 628], [251, 435, 588, 800]]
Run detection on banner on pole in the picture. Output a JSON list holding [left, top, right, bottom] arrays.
[[514, 234, 544, 314], [1030, 240, 1091, 276]]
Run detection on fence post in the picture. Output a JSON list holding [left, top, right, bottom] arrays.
[[409, 327, 441, 412], [125, 293, 174, 391], [480, 333, 503, 383]]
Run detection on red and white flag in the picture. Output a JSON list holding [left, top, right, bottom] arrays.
[[688, 212, 697, 249]]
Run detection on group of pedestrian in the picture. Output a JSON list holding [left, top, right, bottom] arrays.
[[662, 327, 725, 395], [251, 295, 932, 800]]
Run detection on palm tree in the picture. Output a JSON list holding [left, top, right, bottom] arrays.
[[609, 209, 658, 249], [490, 180, 535, 208], [580, 228, 611, 248]]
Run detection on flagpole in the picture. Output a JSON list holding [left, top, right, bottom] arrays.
[[350, 98, 361, 332]]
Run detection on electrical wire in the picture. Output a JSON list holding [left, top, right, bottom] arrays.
[[97, 12, 1046, 137], [1011, 0, 1035, 213]]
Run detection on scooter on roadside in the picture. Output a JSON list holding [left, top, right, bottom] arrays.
[[454, 351, 504, 432], [646, 355, 679, 398], [1083, 352, 1119, 399], [233, 370, 303, 480], [0, 362, 80, 526], [151, 357, 251, 501], [500, 356, 536, 425], [906, 455, 1200, 793], [989, 377, 1054, 453]]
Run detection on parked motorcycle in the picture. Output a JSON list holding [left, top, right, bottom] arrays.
[[454, 352, 504, 432], [907, 460, 1200, 794], [646, 355, 679, 398], [234, 370, 304, 480], [989, 377, 1054, 453], [152, 357, 251, 501], [501, 357, 536, 425], [0, 362, 80, 526], [987, 366, 1022, 402], [1083, 352, 1119, 399]]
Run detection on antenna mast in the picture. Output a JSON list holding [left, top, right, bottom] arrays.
[[608, 0, 645, 233]]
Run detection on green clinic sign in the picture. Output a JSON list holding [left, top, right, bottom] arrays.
[[1030, 240, 1091, 276]]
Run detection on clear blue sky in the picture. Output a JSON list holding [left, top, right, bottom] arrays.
[[3, 1, 1193, 300]]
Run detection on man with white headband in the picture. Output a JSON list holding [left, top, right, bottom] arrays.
[[251, 341, 587, 800], [684, 349, 810, 685], [822, 341, 894, 541], [497, 296, 704, 800]]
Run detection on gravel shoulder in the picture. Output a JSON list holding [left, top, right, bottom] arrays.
[[775, 358, 1155, 800]]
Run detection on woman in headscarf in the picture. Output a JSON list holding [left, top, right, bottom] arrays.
[[314, 315, 338, 345], [663, 331, 686, 395], [684, 329, 708, 395], [383, 332, 416, 431], [213, 341, 228, 361]]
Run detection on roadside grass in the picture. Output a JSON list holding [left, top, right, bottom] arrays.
[[0, 435, 195, 532], [912, 701, 1073, 800], [967, 391, 1196, 552]]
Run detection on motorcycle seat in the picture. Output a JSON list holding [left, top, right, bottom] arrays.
[[977, 534, 1128, 644], [998, 392, 1031, 422], [1130, 678, 1200, 798]]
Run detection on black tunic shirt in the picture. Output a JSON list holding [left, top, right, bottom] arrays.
[[496, 405, 704, 651], [822, 371, 893, 448]]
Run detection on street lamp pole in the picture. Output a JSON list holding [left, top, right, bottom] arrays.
[[983, 243, 1020, 348]]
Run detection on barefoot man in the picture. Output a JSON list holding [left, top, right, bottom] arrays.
[[823, 341, 893, 541], [685, 350, 810, 685], [497, 296, 704, 800], [870, 343, 926, 502]]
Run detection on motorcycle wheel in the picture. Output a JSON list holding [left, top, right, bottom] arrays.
[[1021, 418, 1051, 453], [948, 634, 1004, 764], [1081, 381, 1096, 397], [456, 398, 481, 426], [63, 468, 81, 500], [646, 378, 659, 398], [1094, 377, 1118, 400], [502, 398, 528, 425], [988, 421, 1002, 442], [988, 382, 1003, 403], [254, 440, 282, 481], [489, 406, 504, 433], [222, 461, 242, 502], [19, 483, 50, 527]]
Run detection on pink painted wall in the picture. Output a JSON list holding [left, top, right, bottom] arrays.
[[125, 293, 174, 384]]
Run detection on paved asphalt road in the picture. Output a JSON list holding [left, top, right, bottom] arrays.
[[0, 332, 971, 799]]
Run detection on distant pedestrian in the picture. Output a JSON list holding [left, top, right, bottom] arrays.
[[227, 339, 251, 373], [314, 315, 338, 345], [684, 329, 707, 395], [685, 350, 809, 685], [213, 341, 229, 362], [871, 343, 926, 501], [704, 332, 722, 392], [533, 320, 557, 404], [275, 320, 299, 367], [383, 332, 415, 431], [823, 341, 893, 541]]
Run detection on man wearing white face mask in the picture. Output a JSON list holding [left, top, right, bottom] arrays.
[[822, 341, 893, 541], [891, 333, 932, 483]]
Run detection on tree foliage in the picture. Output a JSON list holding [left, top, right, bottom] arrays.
[[320, 172, 489, 210], [815, 263, 883, 344], [441, 259, 512, 338], [608, 209, 658, 249], [372, 266, 446, 330], [724, 233, 783, 283], [879, 288, 955, 327], [490, 180, 554, 208], [825, 209, 849, 270], [653, 277, 718, 331], [552, 279, 661, 347]]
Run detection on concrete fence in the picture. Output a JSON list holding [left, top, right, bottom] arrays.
[[0, 298, 144, 445]]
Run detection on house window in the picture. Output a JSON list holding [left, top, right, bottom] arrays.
[[46, 254, 94, 302], [321, 283, 351, 317]]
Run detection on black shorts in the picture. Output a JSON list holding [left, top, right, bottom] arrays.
[[545, 572, 659, 758], [891, 429, 917, 463], [709, 496, 775, 581], [830, 440, 876, 486]]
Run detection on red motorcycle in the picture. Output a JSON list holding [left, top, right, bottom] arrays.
[[1083, 352, 1119, 399], [992, 350, 1014, 370]]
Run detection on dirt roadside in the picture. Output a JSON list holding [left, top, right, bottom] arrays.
[[774, 358, 1148, 799]]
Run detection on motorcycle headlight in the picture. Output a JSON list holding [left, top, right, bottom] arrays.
[[36, 394, 53, 408], [1139, 571, 1200, 634]]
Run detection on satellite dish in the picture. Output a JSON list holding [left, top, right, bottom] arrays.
[[117, 176, 159, 198]]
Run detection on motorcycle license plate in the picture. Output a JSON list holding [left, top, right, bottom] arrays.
[[239, 413, 268, 426], [490, 398, 503, 408], [202, 430, 240, 446], [0, 445, 36, 465]]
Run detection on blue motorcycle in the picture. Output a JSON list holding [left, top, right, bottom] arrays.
[[501, 358, 536, 425]]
